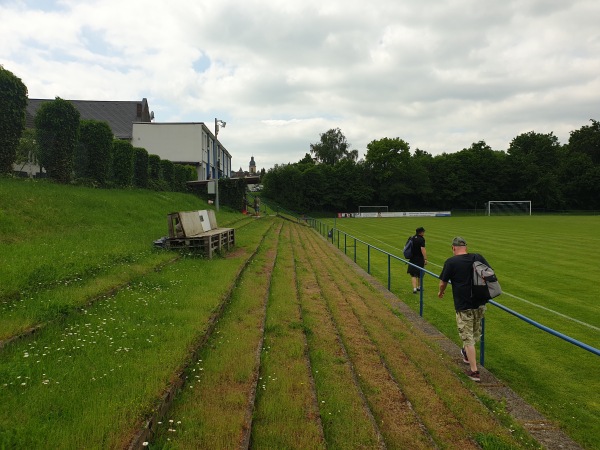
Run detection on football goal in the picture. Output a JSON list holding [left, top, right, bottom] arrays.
[[486, 201, 532, 216]]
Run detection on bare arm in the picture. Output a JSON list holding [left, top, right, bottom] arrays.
[[438, 280, 448, 298]]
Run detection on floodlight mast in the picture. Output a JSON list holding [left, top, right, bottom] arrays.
[[214, 118, 226, 211]]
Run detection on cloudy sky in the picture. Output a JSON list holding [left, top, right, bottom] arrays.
[[2, 0, 599, 171]]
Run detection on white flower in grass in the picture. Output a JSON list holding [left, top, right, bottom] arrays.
[[142, 443, 149, 447]]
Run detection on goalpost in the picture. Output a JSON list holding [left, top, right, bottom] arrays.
[[486, 201, 532, 216], [358, 206, 388, 217]]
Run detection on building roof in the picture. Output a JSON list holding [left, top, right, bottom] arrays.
[[26, 98, 153, 139]]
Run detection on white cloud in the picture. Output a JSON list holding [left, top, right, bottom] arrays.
[[2, 0, 600, 170]]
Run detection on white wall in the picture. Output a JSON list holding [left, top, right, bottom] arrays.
[[132, 122, 205, 162], [132, 122, 231, 181]]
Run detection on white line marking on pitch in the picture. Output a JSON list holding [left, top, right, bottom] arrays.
[[501, 292, 600, 332], [335, 228, 598, 332]]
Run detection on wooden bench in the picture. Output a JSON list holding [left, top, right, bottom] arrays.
[[164, 210, 235, 258]]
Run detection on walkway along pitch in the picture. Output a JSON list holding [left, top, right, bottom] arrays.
[[316, 226, 584, 450], [294, 223, 499, 449]]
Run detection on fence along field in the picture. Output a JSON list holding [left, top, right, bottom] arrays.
[[0, 179, 538, 449], [322, 214, 600, 449]]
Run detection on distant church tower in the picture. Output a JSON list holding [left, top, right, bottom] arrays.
[[249, 156, 256, 174]]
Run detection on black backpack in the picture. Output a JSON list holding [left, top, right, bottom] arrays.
[[403, 236, 414, 259]]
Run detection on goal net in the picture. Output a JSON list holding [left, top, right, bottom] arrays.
[[486, 201, 532, 216], [358, 206, 388, 217]]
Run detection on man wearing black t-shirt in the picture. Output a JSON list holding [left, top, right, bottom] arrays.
[[407, 227, 427, 294], [438, 236, 490, 382]]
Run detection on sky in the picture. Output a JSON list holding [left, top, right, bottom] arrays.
[[2, 0, 599, 172]]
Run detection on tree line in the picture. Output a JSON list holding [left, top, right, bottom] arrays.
[[263, 124, 600, 213], [0, 66, 195, 191]]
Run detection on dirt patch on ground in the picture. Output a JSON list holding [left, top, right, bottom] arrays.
[[223, 247, 248, 259]]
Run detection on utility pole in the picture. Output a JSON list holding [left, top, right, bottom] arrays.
[[214, 118, 226, 211]]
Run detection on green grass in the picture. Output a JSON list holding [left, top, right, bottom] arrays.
[[249, 223, 326, 448], [0, 176, 595, 448], [0, 254, 246, 448], [150, 220, 280, 449], [0, 177, 257, 447], [320, 214, 600, 448], [0, 177, 244, 340]]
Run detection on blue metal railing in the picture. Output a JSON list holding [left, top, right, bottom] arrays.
[[307, 218, 600, 366]]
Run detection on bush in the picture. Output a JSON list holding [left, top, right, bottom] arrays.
[[75, 120, 113, 185], [160, 159, 175, 189], [35, 98, 80, 183], [173, 164, 195, 192], [148, 154, 161, 182], [219, 177, 247, 211], [133, 147, 149, 188], [111, 140, 134, 187], [0, 67, 28, 173]]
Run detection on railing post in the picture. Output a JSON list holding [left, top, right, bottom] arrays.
[[388, 254, 391, 290], [344, 234, 347, 254], [480, 316, 485, 367], [419, 269, 424, 317], [367, 245, 371, 274], [354, 238, 357, 263], [337, 230, 340, 249]]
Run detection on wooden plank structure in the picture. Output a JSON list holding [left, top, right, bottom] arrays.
[[164, 210, 235, 258]]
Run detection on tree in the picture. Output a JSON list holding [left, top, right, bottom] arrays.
[[506, 131, 563, 210], [569, 119, 600, 164], [557, 147, 600, 210], [331, 159, 374, 211], [75, 119, 113, 184], [111, 140, 134, 187], [35, 97, 80, 183], [364, 137, 412, 208], [147, 154, 168, 191], [310, 128, 358, 165], [133, 147, 149, 188], [160, 159, 175, 189], [298, 153, 314, 165], [172, 164, 195, 192], [0, 66, 28, 173]]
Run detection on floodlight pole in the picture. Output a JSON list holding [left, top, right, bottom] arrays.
[[214, 118, 226, 211]]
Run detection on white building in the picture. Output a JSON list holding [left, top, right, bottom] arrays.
[[132, 122, 231, 181]]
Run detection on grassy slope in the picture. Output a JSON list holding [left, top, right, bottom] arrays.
[[0, 178, 585, 448], [0, 177, 255, 448]]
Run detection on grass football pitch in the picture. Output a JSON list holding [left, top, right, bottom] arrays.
[[321, 214, 600, 449]]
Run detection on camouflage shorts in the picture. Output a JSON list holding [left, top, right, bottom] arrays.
[[455, 306, 486, 346]]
